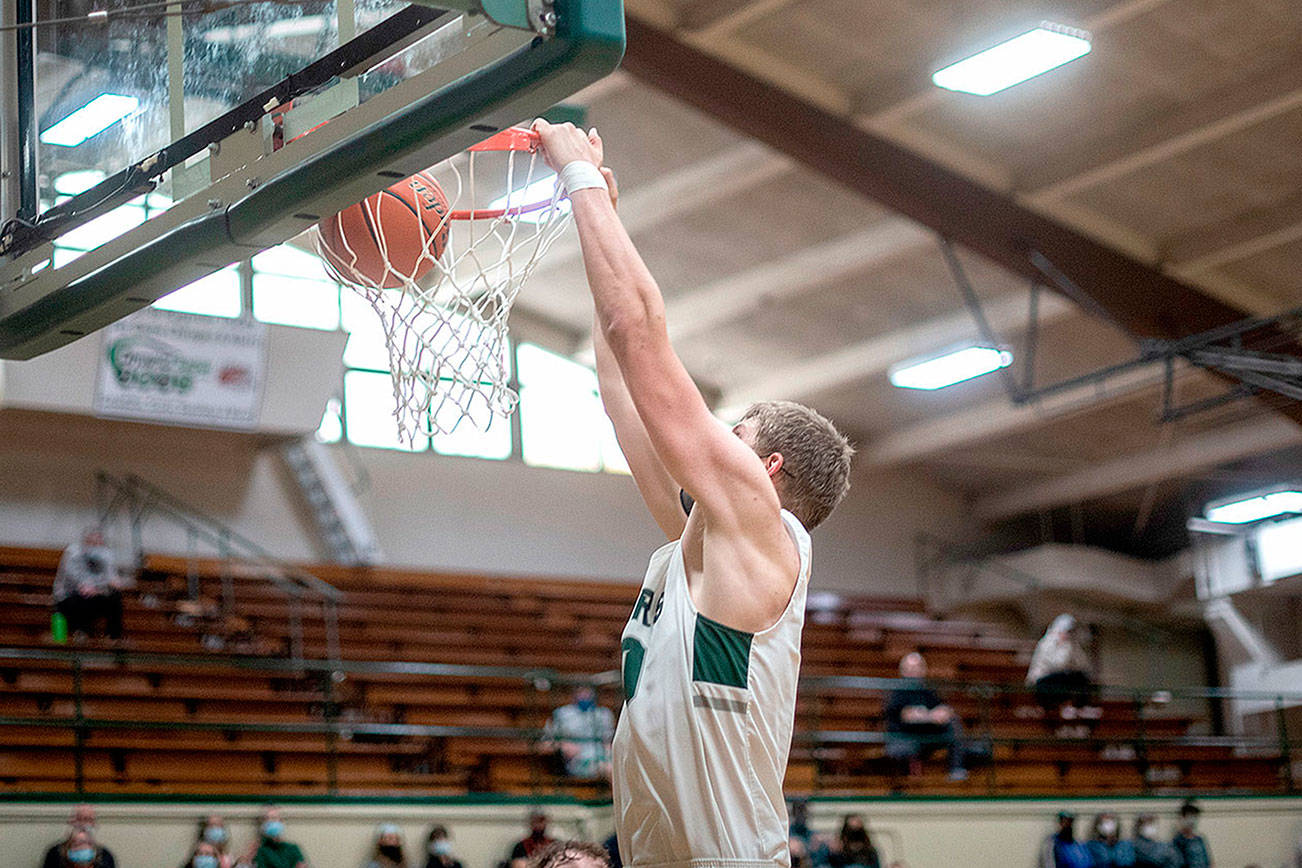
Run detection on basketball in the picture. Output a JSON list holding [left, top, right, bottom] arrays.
[[317, 170, 451, 288]]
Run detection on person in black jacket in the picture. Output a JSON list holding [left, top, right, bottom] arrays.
[[883, 652, 967, 780], [827, 814, 880, 868], [43, 806, 117, 868], [422, 826, 463, 868]]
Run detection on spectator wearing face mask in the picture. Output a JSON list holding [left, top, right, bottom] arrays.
[[828, 814, 880, 868], [236, 806, 309, 868], [1131, 815, 1180, 868], [186, 842, 225, 868], [541, 687, 615, 779], [1086, 812, 1134, 867], [422, 826, 463, 868], [193, 815, 233, 868], [364, 824, 407, 868], [1172, 801, 1212, 868], [43, 805, 117, 868], [1039, 811, 1092, 868], [49, 829, 113, 868]]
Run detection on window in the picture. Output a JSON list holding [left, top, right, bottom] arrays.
[[518, 342, 628, 474], [251, 244, 340, 330], [49, 177, 240, 318]]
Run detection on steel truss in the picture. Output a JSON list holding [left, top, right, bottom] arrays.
[[940, 237, 1302, 423]]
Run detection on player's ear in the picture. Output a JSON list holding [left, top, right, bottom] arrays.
[[763, 452, 784, 479]]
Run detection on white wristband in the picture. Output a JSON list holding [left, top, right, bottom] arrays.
[[559, 160, 608, 195]]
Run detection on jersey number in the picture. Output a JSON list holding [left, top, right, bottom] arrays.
[[621, 637, 646, 702]]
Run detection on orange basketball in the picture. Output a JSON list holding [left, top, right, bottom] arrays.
[[317, 171, 451, 288]]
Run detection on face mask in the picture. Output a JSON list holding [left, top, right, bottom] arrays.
[[1098, 819, 1117, 836], [68, 848, 96, 864], [204, 826, 228, 845], [378, 845, 403, 861], [576, 697, 596, 711], [430, 841, 452, 856], [262, 820, 284, 839], [1140, 823, 1158, 839], [193, 855, 219, 868]]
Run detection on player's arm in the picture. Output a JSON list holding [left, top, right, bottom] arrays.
[[532, 122, 782, 534], [593, 311, 685, 539]]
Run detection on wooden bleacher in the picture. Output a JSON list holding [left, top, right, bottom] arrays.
[[0, 546, 1289, 797]]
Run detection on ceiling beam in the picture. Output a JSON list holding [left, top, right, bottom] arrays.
[[1026, 82, 1302, 204], [620, 16, 1302, 429], [974, 414, 1302, 521], [621, 17, 1254, 341], [683, 0, 800, 41], [715, 290, 1076, 418], [1168, 187, 1302, 274], [862, 364, 1174, 469], [666, 219, 933, 343]]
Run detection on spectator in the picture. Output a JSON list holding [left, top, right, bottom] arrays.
[[542, 686, 614, 779], [1039, 811, 1092, 868], [53, 527, 130, 642], [236, 806, 308, 868], [883, 652, 967, 780], [46, 829, 114, 868], [1086, 812, 1134, 867], [1026, 615, 1099, 719], [1171, 801, 1212, 868], [827, 814, 880, 868], [600, 834, 620, 868], [43, 805, 117, 868], [1131, 815, 1180, 868], [789, 799, 830, 867], [422, 826, 462, 868], [185, 842, 225, 868], [526, 841, 610, 868], [509, 811, 556, 868], [196, 815, 233, 868], [364, 824, 407, 868]]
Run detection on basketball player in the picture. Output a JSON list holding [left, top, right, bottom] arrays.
[[532, 119, 854, 868]]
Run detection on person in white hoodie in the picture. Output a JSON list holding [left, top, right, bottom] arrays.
[[1026, 614, 1098, 718]]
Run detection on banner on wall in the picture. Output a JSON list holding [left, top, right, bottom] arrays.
[[94, 308, 267, 430]]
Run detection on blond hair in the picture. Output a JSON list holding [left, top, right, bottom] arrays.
[[740, 400, 853, 529]]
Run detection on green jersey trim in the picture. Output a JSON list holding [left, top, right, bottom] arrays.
[[692, 614, 754, 689]]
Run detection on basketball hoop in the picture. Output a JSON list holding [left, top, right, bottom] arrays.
[[313, 128, 571, 441]]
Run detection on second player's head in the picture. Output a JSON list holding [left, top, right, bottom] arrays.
[[737, 401, 853, 529]]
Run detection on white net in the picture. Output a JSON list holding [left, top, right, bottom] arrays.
[[313, 134, 572, 442]]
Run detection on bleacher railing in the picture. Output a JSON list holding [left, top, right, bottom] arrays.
[[0, 646, 1297, 797], [95, 472, 344, 664]]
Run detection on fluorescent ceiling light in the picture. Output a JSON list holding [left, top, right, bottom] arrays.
[[1204, 490, 1302, 525], [41, 94, 139, 147], [890, 346, 1012, 390], [487, 174, 567, 224], [932, 24, 1091, 96]]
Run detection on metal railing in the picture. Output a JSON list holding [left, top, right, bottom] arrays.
[[94, 472, 344, 664], [0, 646, 1297, 797]]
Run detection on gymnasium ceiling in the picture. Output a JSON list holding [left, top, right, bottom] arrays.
[[508, 0, 1302, 556], [25, 0, 1302, 558]]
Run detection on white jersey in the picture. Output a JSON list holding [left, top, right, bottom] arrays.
[[612, 509, 812, 868]]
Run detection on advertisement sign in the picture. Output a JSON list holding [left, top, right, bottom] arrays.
[[94, 309, 267, 430]]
